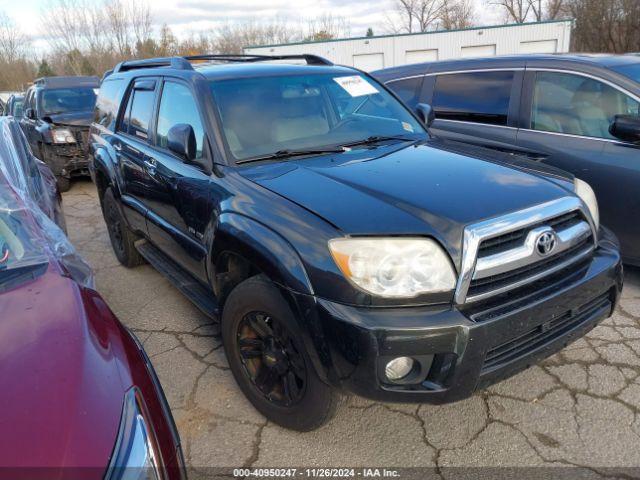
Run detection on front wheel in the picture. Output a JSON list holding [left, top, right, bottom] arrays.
[[221, 275, 338, 431], [56, 175, 71, 193]]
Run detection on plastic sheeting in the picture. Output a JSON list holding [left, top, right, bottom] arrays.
[[0, 117, 94, 288]]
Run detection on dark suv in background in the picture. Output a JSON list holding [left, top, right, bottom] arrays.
[[21, 76, 99, 191], [90, 54, 622, 431], [4, 94, 24, 118], [375, 54, 640, 265]]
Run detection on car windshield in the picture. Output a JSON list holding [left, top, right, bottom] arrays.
[[40, 87, 97, 115], [11, 98, 23, 118], [612, 63, 640, 83], [209, 72, 426, 162]]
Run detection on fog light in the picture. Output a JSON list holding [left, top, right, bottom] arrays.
[[385, 357, 414, 381]]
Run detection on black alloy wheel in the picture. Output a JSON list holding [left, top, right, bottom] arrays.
[[237, 311, 307, 407], [221, 275, 338, 431]]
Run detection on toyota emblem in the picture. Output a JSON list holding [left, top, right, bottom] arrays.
[[536, 231, 557, 256]]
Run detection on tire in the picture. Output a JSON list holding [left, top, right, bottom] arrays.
[[56, 176, 71, 193], [221, 275, 338, 431], [102, 187, 145, 268]]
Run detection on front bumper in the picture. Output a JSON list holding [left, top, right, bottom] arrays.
[[41, 143, 89, 178], [306, 231, 623, 404]]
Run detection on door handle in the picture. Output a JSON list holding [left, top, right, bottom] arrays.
[[144, 158, 157, 174]]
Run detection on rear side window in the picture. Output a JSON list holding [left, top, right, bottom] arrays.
[[387, 77, 423, 108], [121, 87, 155, 140], [432, 71, 514, 126], [95, 79, 125, 131]]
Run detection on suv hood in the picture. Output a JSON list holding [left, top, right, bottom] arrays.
[[43, 110, 93, 127], [240, 140, 573, 261]]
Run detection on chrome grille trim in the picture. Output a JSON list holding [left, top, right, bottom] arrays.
[[466, 244, 594, 303], [454, 197, 597, 305], [473, 221, 592, 280]]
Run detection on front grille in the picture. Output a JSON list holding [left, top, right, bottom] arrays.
[[467, 236, 593, 299], [72, 128, 89, 151], [462, 205, 596, 303], [481, 292, 611, 373], [478, 211, 582, 258], [53, 144, 84, 158]]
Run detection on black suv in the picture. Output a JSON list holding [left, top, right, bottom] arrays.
[[374, 54, 640, 265], [21, 76, 99, 192], [90, 54, 623, 431]]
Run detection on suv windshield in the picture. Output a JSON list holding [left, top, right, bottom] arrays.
[[209, 73, 426, 162], [11, 98, 24, 118], [40, 87, 97, 115], [612, 63, 640, 83]]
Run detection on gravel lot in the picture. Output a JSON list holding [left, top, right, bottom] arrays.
[[64, 179, 640, 476]]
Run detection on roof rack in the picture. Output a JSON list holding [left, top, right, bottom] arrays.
[[111, 53, 333, 74], [34, 76, 100, 88], [184, 54, 333, 66], [113, 57, 193, 73]]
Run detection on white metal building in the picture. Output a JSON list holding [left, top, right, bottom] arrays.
[[244, 20, 573, 71]]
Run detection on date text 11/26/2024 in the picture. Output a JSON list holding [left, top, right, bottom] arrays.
[[232, 468, 401, 478]]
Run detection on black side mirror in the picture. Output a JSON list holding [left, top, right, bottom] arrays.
[[609, 114, 640, 144], [25, 108, 36, 120], [415, 103, 436, 128], [167, 124, 197, 162]]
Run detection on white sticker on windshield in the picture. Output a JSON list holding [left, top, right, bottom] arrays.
[[334, 76, 379, 97]]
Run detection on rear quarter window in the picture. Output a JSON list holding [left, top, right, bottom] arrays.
[[121, 87, 155, 140], [432, 71, 514, 126], [95, 79, 125, 131]]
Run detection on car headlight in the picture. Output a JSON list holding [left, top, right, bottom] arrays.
[[105, 388, 165, 480], [52, 128, 76, 144], [574, 178, 599, 230], [328, 237, 456, 298]]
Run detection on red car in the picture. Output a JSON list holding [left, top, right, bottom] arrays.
[[0, 117, 185, 479]]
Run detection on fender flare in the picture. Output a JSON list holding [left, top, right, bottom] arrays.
[[91, 144, 119, 195], [210, 212, 314, 297]]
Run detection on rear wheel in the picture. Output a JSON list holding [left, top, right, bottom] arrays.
[[103, 187, 145, 268], [221, 275, 338, 431]]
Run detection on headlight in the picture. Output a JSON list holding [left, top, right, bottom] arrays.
[[52, 128, 76, 144], [574, 178, 599, 230], [328, 237, 456, 298], [106, 388, 165, 480]]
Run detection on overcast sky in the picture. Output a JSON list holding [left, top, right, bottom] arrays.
[[0, 0, 504, 52]]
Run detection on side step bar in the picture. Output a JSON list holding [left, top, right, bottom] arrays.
[[135, 240, 219, 320]]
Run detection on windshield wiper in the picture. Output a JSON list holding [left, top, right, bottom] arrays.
[[339, 135, 420, 149], [236, 147, 347, 165]]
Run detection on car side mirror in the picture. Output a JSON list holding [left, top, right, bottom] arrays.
[[415, 103, 435, 128], [25, 108, 36, 120], [167, 124, 197, 162], [609, 114, 640, 144]]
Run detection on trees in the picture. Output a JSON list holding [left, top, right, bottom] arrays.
[[41, 0, 153, 75], [37, 60, 56, 78], [0, 12, 34, 90], [386, 0, 476, 32], [488, 0, 640, 53], [566, 0, 640, 53], [440, 0, 476, 29]]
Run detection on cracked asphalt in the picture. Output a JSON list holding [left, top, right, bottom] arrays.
[[63, 179, 640, 475]]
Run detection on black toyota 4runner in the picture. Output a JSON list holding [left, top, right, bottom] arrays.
[[21, 76, 99, 192], [90, 54, 623, 431]]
